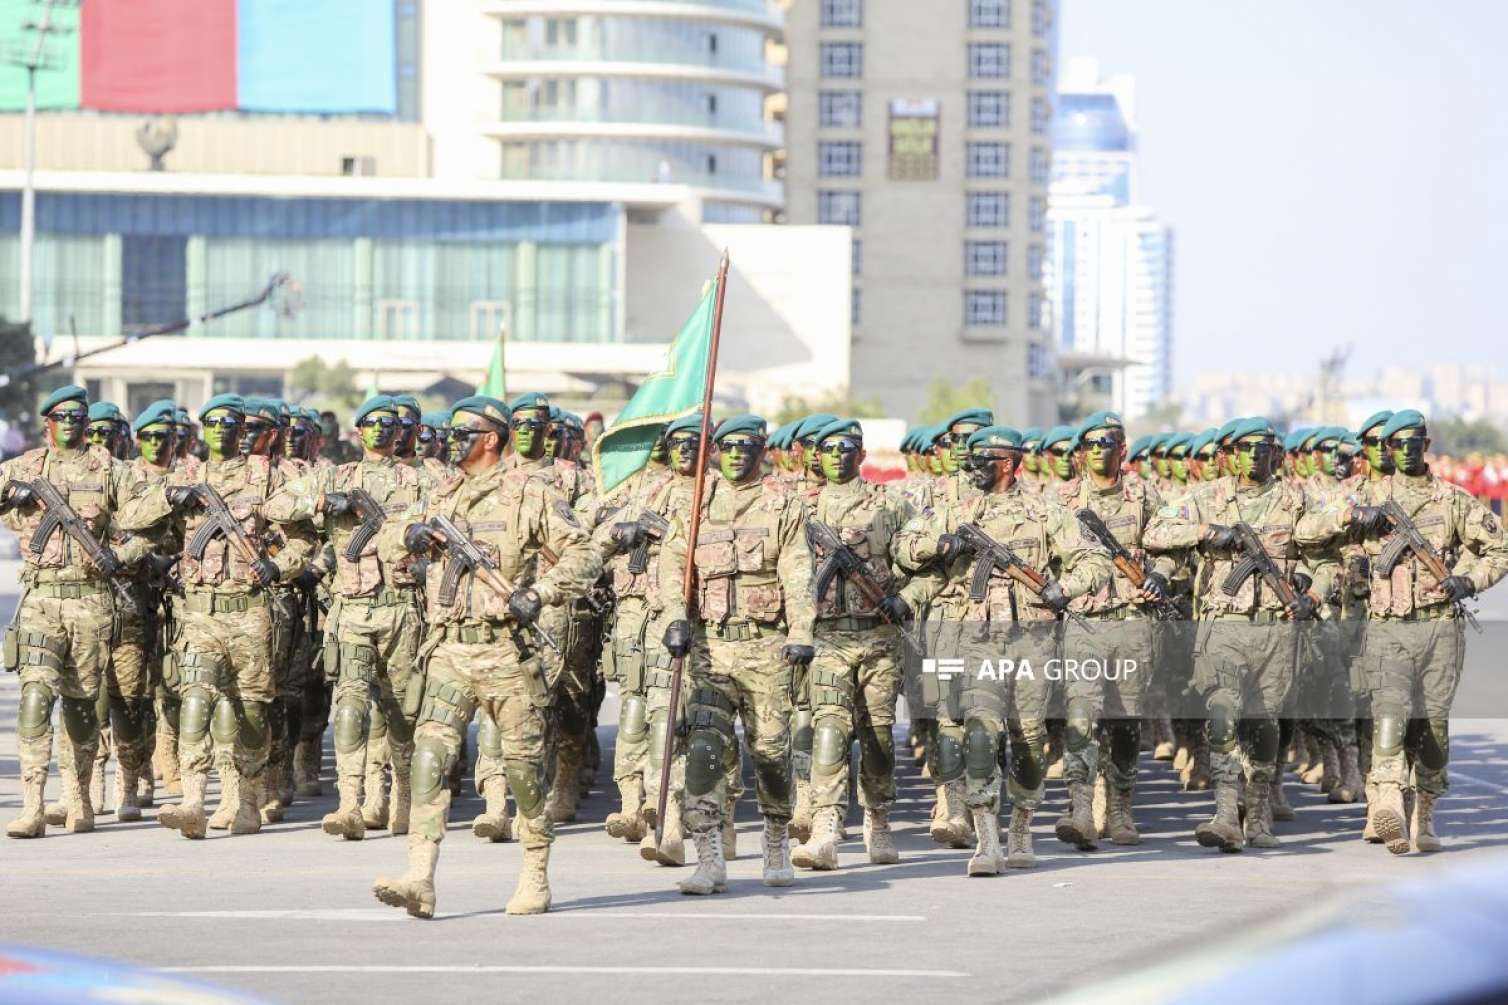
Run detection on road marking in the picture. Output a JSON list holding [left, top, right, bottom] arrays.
[[122, 909, 925, 923], [161, 965, 969, 978], [1454, 770, 1508, 796]]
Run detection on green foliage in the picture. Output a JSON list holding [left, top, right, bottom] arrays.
[[771, 389, 886, 426], [288, 356, 361, 409], [1428, 414, 1508, 456], [915, 378, 995, 424], [0, 317, 37, 428]]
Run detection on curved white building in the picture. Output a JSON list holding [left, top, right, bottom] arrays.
[[482, 0, 785, 221]]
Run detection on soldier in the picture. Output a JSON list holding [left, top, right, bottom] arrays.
[[896, 426, 1110, 875], [657, 415, 815, 894], [791, 418, 914, 870], [418, 411, 450, 464], [1055, 411, 1174, 848], [371, 395, 600, 918], [1297, 409, 1508, 854], [289, 406, 335, 800], [175, 406, 204, 463], [1144, 417, 1330, 852], [1039, 425, 1079, 501], [85, 402, 131, 461], [118, 394, 316, 839], [264, 395, 428, 840], [3, 386, 148, 837]]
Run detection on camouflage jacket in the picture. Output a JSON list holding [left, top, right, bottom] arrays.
[[1066, 474, 1176, 615], [807, 477, 914, 621], [585, 464, 678, 605]]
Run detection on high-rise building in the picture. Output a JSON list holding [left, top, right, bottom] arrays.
[[782, 0, 1061, 424], [1047, 58, 1173, 420], [476, 0, 787, 222]]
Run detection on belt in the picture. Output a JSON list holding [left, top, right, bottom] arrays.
[[1379, 606, 1457, 623], [181, 591, 267, 614], [30, 581, 105, 599], [1209, 609, 1287, 625], [710, 620, 765, 642], [1081, 606, 1134, 622], [344, 586, 420, 607], [438, 621, 513, 644], [818, 614, 884, 632]]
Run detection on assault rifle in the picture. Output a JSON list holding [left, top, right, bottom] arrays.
[[1074, 508, 1186, 620], [1375, 499, 1482, 632], [342, 487, 386, 561], [428, 513, 560, 654], [1220, 522, 1313, 620], [24, 477, 132, 606], [806, 519, 923, 650], [627, 510, 671, 575], [185, 482, 273, 568], [955, 522, 1094, 633]]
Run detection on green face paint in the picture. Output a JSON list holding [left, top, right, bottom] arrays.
[[511, 411, 548, 459], [201, 409, 243, 460], [1044, 444, 1073, 481], [927, 449, 944, 476], [945, 423, 983, 474], [1362, 432, 1393, 476], [650, 436, 669, 465], [1389, 429, 1427, 475], [1318, 445, 1337, 478], [1199, 450, 1218, 480], [668, 432, 700, 475], [1170, 454, 1188, 483], [1080, 431, 1122, 479], [819, 435, 863, 483], [718, 435, 763, 482], [136, 424, 174, 465], [1233, 438, 1273, 481], [1022, 452, 1038, 476], [447, 423, 490, 466], [359, 410, 398, 453], [47, 405, 87, 449]]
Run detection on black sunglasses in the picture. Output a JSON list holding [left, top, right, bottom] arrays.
[[51, 409, 87, 422], [1046, 446, 1072, 457], [821, 438, 861, 452], [1081, 436, 1122, 450], [359, 415, 397, 429], [201, 416, 241, 429], [449, 425, 488, 441], [137, 431, 173, 444]]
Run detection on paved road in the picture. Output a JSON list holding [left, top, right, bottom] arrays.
[[2, 561, 1506, 1005]]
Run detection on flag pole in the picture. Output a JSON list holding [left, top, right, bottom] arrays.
[[655, 250, 730, 844]]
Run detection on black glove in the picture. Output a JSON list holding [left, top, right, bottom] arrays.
[[94, 547, 123, 579], [508, 588, 542, 625], [1349, 505, 1390, 535], [1038, 580, 1070, 612], [1, 479, 33, 511], [1440, 575, 1475, 603], [410, 557, 429, 585], [1202, 524, 1238, 552], [662, 619, 692, 658], [251, 558, 280, 588], [1287, 592, 1318, 621], [166, 485, 201, 512], [610, 521, 646, 552], [147, 553, 178, 579], [294, 568, 322, 591], [936, 533, 968, 565], [782, 643, 816, 667], [879, 594, 913, 627], [322, 491, 351, 517], [403, 522, 437, 555], [1291, 572, 1313, 596], [1141, 571, 1169, 603]]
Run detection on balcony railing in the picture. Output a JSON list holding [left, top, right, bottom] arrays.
[[496, 106, 783, 144]]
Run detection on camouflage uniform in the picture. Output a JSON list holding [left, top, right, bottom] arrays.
[[3, 443, 148, 837]]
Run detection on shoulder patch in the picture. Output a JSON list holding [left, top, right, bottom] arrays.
[[555, 498, 581, 526]]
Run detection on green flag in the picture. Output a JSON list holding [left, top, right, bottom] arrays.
[[477, 333, 507, 397], [593, 275, 719, 495]]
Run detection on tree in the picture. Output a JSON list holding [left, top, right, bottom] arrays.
[[916, 378, 995, 424], [771, 389, 886, 427], [1428, 414, 1508, 457], [288, 355, 360, 409], [0, 316, 37, 429]]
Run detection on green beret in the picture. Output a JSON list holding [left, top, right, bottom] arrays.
[[299, 407, 320, 423], [766, 421, 793, 450], [1282, 428, 1311, 452], [1127, 435, 1151, 460], [198, 394, 246, 421], [1165, 432, 1192, 456], [1380, 409, 1426, 439], [1339, 433, 1363, 454], [1312, 426, 1346, 447], [451, 395, 511, 430], [1231, 417, 1277, 442], [944, 407, 994, 432], [1041, 424, 1077, 450], [815, 418, 863, 444], [547, 405, 563, 422], [665, 413, 706, 438], [966, 425, 1023, 451], [916, 424, 945, 449], [793, 413, 838, 442], [354, 395, 397, 425], [558, 411, 584, 432], [133, 399, 178, 433], [1358, 410, 1394, 437], [1216, 419, 1244, 446], [88, 401, 125, 424], [1077, 410, 1124, 439], [1020, 426, 1043, 447], [1188, 429, 1218, 456], [714, 414, 767, 442], [392, 394, 421, 417], [509, 392, 551, 416], [175, 407, 191, 426], [239, 398, 278, 423], [40, 384, 88, 416], [420, 410, 449, 429]]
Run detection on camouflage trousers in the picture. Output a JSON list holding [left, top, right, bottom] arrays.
[[1060, 612, 1154, 792], [605, 598, 656, 788], [408, 623, 554, 850], [92, 605, 153, 784], [174, 595, 275, 784], [1192, 616, 1299, 786], [1295, 619, 1359, 748], [11, 587, 111, 798], [543, 599, 603, 785], [682, 622, 793, 833], [807, 620, 901, 813], [1354, 616, 1462, 796], [329, 594, 424, 797]]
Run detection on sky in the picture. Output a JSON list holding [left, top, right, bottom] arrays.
[[1058, 0, 1508, 386]]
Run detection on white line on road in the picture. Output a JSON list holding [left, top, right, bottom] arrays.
[[1454, 770, 1508, 796], [160, 965, 969, 978], [121, 909, 926, 923]]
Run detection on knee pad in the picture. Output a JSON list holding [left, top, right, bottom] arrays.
[[685, 729, 725, 797], [411, 737, 451, 802], [812, 721, 849, 771], [1065, 699, 1095, 754], [475, 712, 503, 760], [646, 713, 669, 770], [792, 707, 814, 755], [1247, 717, 1280, 765], [1418, 718, 1449, 771], [932, 729, 964, 783], [179, 689, 213, 742], [964, 719, 997, 780], [17, 682, 56, 742], [59, 695, 99, 745], [332, 699, 368, 755], [1207, 697, 1238, 751], [239, 701, 270, 752], [211, 698, 240, 746], [619, 694, 648, 741], [367, 699, 389, 740], [507, 760, 545, 817], [1009, 721, 1045, 791], [859, 724, 895, 775], [108, 694, 146, 743], [1374, 713, 1407, 758]]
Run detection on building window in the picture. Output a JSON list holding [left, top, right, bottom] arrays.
[[819, 190, 862, 225], [966, 142, 1008, 178], [1028, 292, 1045, 329], [1027, 341, 1051, 378], [821, 42, 863, 78], [820, 91, 863, 128], [1032, 0, 1052, 36], [1031, 96, 1051, 134], [968, 43, 1009, 79], [852, 238, 862, 275], [1031, 48, 1052, 86], [969, 0, 1009, 28], [967, 191, 1010, 228], [822, 0, 863, 27], [851, 286, 861, 325], [966, 290, 1007, 327], [966, 240, 1007, 276], [1029, 195, 1046, 232], [968, 90, 1009, 128], [819, 141, 863, 177], [1027, 243, 1044, 280], [1029, 146, 1050, 184]]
